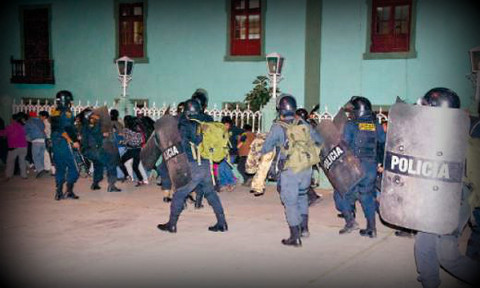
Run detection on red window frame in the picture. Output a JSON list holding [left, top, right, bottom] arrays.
[[370, 0, 412, 53], [230, 0, 262, 56], [119, 2, 144, 58]]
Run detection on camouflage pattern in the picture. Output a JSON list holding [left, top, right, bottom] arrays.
[[246, 133, 267, 174], [250, 150, 276, 193]]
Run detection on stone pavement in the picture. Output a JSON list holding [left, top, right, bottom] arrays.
[[0, 172, 473, 288]]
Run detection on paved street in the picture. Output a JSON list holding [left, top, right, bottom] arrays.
[[0, 170, 473, 288]]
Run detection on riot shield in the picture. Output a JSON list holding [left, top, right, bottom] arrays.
[[140, 133, 162, 170], [154, 115, 191, 190], [316, 110, 364, 195], [379, 102, 469, 235], [92, 106, 113, 134], [333, 107, 349, 132], [94, 106, 119, 164]]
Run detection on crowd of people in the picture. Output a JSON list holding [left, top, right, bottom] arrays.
[[0, 87, 479, 288], [0, 89, 260, 199]]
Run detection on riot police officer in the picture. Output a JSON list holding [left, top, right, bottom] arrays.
[[413, 88, 479, 288], [337, 96, 386, 238], [157, 99, 228, 233], [50, 90, 80, 200], [190, 89, 214, 208], [81, 110, 121, 192], [261, 94, 323, 247], [295, 108, 323, 207]]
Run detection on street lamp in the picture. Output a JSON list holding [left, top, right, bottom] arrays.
[[116, 56, 134, 98], [266, 52, 284, 99]]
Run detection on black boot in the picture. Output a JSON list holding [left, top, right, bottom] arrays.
[[65, 183, 79, 199], [300, 214, 310, 238], [194, 195, 204, 209], [55, 183, 64, 201], [282, 226, 302, 247], [359, 217, 377, 238], [209, 214, 228, 232], [308, 188, 322, 207], [339, 212, 358, 234], [195, 193, 204, 208], [107, 184, 121, 192], [90, 182, 101, 190], [157, 216, 178, 233]]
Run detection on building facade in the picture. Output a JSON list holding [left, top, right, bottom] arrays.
[[0, 0, 478, 120]]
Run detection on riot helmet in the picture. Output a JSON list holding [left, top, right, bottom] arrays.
[[349, 96, 372, 119], [56, 90, 73, 110], [184, 99, 201, 117], [276, 94, 297, 117], [110, 109, 120, 121], [295, 108, 308, 121], [419, 87, 460, 109], [191, 88, 208, 112]]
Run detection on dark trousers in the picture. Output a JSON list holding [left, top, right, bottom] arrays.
[[170, 160, 225, 225], [156, 160, 171, 190], [85, 150, 117, 185], [237, 156, 252, 183], [119, 148, 143, 181]]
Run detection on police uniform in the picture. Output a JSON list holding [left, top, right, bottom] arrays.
[[50, 91, 80, 200], [157, 99, 227, 233], [412, 88, 480, 287], [260, 94, 323, 247], [81, 115, 121, 192], [337, 112, 385, 237]]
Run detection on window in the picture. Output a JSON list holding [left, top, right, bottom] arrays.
[[11, 6, 54, 84], [364, 0, 416, 59], [226, 0, 266, 60], [116, 1, 147, 61]]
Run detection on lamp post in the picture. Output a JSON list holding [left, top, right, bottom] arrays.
[[115, 56, 134, 116], [266, 52, 284, 99], [261, 52, 285, 132], [116, 56, 134, 97]]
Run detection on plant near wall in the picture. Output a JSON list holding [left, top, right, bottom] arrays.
[[244, 76, 279, 111]]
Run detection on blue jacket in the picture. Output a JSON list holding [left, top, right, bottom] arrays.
[[51, 109, 78, 143], [343, 115, 386, 164], [25, 117, 45, 141]]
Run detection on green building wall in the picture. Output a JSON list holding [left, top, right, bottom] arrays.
[[320, 0, 480, 112], [1, 0, 479, 121], [0, 0, 307, 119]]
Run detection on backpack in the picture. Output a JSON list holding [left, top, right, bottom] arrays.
[[277, 119, 321, 173], [189, 120, 231, 186], [191, 120, 230, 163]]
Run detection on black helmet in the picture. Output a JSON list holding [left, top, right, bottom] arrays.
[[276, 94, 297, 117], [191, 88, 208, 111], [184, 99, 201, 117], [349, 96, 372, 119], [177, 101, 185, 114], [110, 109, 120, 121], [419, 87, 460, 109], [56, 90, 73, 110], [295, 108, 308, 121]]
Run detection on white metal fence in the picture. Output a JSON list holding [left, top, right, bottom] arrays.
[[12, 99, 388, 132]]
